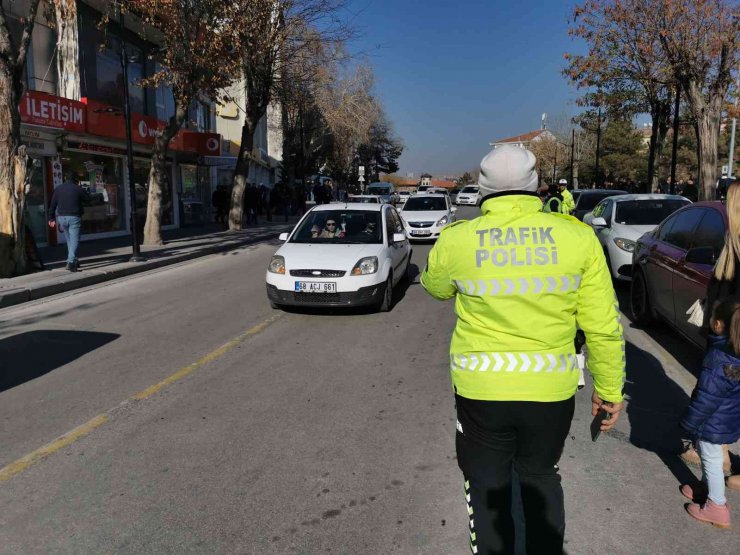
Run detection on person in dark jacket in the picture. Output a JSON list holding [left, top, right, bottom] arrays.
[[48, 172, 88, 271], [679, 297, 740, 529]]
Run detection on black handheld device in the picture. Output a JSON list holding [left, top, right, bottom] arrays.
[[590, 407, 611, 442]]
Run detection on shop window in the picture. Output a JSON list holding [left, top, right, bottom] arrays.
[[62, 152, 125, 234], [25, 165, 48, 245], [133, 160, 174, 226]]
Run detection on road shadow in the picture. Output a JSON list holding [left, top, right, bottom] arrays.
[[624, 341, 696, 486], [0, 330, 119, 392]]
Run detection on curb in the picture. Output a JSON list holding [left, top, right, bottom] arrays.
[[0, 227, 290, 310]]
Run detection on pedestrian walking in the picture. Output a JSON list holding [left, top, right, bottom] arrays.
[[557, 178, 575, 214], [245, 183, 259, 226], [212, 186, 229, 226], [717, 172, 732, 201], [48, 172, 88, 272], [421, 145, 625, 554], [679, 297, 740, 529]]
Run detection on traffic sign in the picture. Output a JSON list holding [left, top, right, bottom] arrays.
[[358, 176, 365, 182], [358, 166, 365, 176]]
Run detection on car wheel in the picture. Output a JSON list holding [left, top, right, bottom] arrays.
[[630, 268, 655, 325], [378, 274, 394, 312]]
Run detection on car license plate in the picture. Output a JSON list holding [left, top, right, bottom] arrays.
[[411, 230, 431, 236], [295, 281, 337, 293]]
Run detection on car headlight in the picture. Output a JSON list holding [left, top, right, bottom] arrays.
[[436, 216, 449, 226], [268, 255, 286, 274], [613, 238, 636, 252], [351, 256, 378, 276]]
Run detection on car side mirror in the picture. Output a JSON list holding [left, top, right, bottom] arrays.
[[392, 232, 406, 243], [451, 206, 458, 213], [685, 246, 715, 265], [279, 232, 289, 241], [591, 217, 608, 227]]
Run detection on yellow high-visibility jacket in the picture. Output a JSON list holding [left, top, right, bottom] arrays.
[[561, 188, 576, 214], [421, 194, 624, 403]]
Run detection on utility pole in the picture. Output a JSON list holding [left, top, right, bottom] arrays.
[[669, 86, 681, 194], [729, 73, 739, 178], [570, 128, 575, 186], [595, 107, 602, 188], [120, 9, 145, 262]]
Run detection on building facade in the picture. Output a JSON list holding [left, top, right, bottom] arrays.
[[6, 0, 277, 248]]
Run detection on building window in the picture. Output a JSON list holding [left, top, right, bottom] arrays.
[[154, 62, 175, 121], [27, 23, 57, 94], [95, 36, 145, 113]]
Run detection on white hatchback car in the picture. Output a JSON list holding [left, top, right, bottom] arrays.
[[400, 194, 457, 241], [266, 203, 411, 311], [584, 194, 690, 280], [455, 185, 481, 206]]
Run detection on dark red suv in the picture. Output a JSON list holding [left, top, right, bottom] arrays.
[[630, 202, 727, 348]]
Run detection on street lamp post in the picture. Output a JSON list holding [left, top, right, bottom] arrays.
[[669, 85, 681, 195], [595, 107, 602, 188], [119, 10, 145, 262]]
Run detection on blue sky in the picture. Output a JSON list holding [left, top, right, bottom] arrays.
[[343, 0, 585, 177]]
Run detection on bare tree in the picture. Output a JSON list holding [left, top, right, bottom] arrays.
[[638, 0, 738, 199], [0, 0, 42, 277], [117, 0, 241, 245], [228, 0, 352, 229]]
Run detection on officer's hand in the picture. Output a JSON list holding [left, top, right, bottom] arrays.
[[48, 220, 56, 229], [591, 391, 623, 432]]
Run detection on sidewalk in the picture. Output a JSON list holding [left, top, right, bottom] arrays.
[[0, 218, 298, 309]]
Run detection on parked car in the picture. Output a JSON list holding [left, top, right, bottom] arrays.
[[397, 191, 411, 205], [416, 184, 431, 194], [455, 185, 481, 206], [572, 189, 628, 221], [348, 195, 385, 204], [630, 202, 727, 348], [366, 182, 399, 205], [400, 193, 457, 241], [427, 187, 450, 197], [584, 194, 691, 280], [266, 203, 411, 312]]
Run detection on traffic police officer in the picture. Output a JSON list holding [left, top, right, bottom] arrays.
[[422, 145, 624, 554], [558, 178, 575, 214]]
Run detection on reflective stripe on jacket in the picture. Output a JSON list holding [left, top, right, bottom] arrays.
[[421, 194, 624, 403]]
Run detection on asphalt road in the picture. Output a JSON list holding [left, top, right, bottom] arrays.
[[0, 205, 738, 554]]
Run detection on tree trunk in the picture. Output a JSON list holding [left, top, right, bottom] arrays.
[[229, 115, 257, 230], [143, 100, 187, 245], [0, 69, 30, 277], [53, 0, 80, 100], [685, 82, 722, 201]]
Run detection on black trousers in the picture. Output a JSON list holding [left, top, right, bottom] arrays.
[[455, 395, 575, 555]]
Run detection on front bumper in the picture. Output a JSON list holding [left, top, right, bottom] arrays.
[[607, 243, 634, 281], [456, 197, 478, 205], [405, 225, 443, 240], [267, 282, 387, 307]]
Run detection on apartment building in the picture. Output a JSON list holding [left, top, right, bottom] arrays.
[[7, 0, 278, 247]]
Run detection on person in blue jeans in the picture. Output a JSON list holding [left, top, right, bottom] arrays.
[[48, 173, 88, 272], [680, 296, 740, 529]]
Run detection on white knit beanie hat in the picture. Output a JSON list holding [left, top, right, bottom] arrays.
[[477, 145, 538, 197]]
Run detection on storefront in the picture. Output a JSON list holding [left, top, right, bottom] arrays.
[[18, 91, 223, 243]]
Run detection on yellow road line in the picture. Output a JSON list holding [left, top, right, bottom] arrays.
[[0, 313, 281, 484], [0, 414, 109, 483]]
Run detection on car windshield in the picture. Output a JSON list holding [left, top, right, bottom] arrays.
[[368, 187, 391, 195], [417, 186, 429, 192], [578, 193, 620, 210], [461, 186, 479, 193], [404, 197, 447, 211], [614, 199, 690, 225], [291, 210, 383, 244], [349, 197, 379, 203]]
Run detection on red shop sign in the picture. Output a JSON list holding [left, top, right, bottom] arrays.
[[20, 91, 86, 133], [85, 99, 165, 146], [172, 130, 221, 156]]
